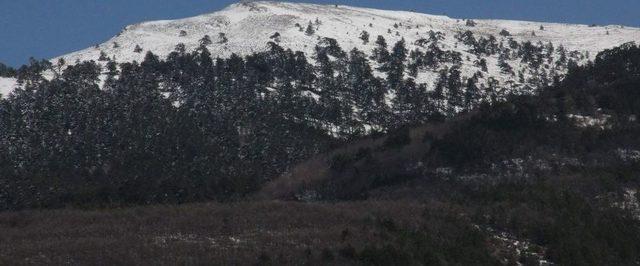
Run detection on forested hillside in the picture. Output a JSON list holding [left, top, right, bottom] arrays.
[[1, 29, 640, 211], [259, 42, 640, 265], [2, 1, 640, 265]]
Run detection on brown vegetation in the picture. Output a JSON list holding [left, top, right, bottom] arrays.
[[0, 200, 429, 265], [258, 123, 452, 200]]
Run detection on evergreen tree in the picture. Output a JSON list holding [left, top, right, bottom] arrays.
[[98, 51, 109, 61], [174, 43, 187, 54], [519, 41, 543, 69], [104, 60, 119, 89], [360, 30, 370, 44], [55, 58, 66, 76], [466, 19, 477, 27], [498, 53, 514, 74], [134, 45, 143, 53], [432, 67, 449, 114], [446, 65, 463, 115], [556, 45, 568, 68], [270, 32, 281, 43], [485, 77, 500, 103], [387, 39, 407, 92], [0, 62, 16, 77], [347, 48, 386, 129], [407, 49, 423, 77], [475, 58, 488, 72], [371, 35, 390, 67], [456, 30, 477, 47], [218, 32, 228, 44], [305, 21, 315, 36], [199, 35, 213, 47], [16, 58, 51, 87], [464, 76, 481, 110], [314, 40, 341, 131]]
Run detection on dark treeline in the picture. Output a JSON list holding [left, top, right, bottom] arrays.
[[432, 42, 640, 172], [296, 43, 640, 202], [295, 43, 640, 265], [0, 34, 631, 210], [0, 36, 487, 210], [424, 42, 640, 265], [0, 62, 17, 78]]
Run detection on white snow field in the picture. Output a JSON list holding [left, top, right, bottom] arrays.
[[0, 77, 17, 98], [3, 1, 640, 96], [57, 1, 640, 65]]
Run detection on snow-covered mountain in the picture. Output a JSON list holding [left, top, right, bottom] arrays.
[[59, 1, 639, 62], [3, 1, 640, 97]]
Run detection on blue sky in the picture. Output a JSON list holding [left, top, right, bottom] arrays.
[[1, 0, 639, 67]]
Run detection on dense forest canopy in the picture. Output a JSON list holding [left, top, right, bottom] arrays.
[[0, 38, 638, 210]]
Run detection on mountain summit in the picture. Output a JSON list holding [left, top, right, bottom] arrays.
[[2, 1, 639, 96], [53, 1, 640, 88]]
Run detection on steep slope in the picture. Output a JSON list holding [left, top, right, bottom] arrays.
[[53, 1, 640, 89]]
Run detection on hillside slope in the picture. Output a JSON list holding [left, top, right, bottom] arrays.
[[3, 2, 639, 98], [55, 1, 640, 88], [58, 1, 639, 63]]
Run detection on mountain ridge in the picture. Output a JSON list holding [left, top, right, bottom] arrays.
[[2, 1, 640, 97], [54, 1, 640, 62]]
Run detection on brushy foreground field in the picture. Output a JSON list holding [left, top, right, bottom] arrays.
[[1, 200, 435, 265]]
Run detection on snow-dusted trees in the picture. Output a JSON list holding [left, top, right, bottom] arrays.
[[98, 51, 109, 61], [218, 32, 228, 44], [0, 62, 16, 77], [314, 38, 353, 134], [456, 31, 498, 56], [556, 45, 568, 68], [519, 41, 544, 68], [371, 35, 390, 67], [456, 30, 477, 47], [392, 78, 432, 125], [305, 21, 315, 36], [360, 30, 370, 44], [464, 75, 481, 110], [466, 19, 477, 27], [446, 65, 463, 114], [498, 53, 514, 74], [347, 48, 386, 127], [199, 35, 213, 46], [387, 38, 407, 92], [3, 34, 575, 209], [475, 58, 488, 72], [432, 67, 449, 114], [270, 32, 281, 43]]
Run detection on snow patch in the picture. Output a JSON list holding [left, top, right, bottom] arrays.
[[610, 188, 640, 220], [616, 148, 640, 163], [51, 1, 640, 94], [0, 77, 17, 98], [568, 114, 611, 129]]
